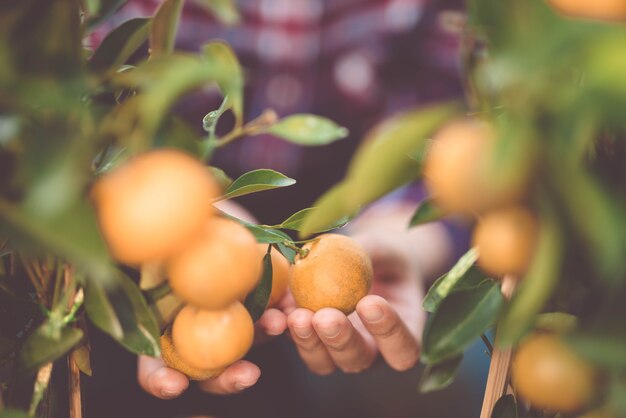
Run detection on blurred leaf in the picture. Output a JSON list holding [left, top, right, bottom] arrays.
[[192, 0, 241, 25], [84, 272, 161, 356], [418, 354, 463, 393], [409, 197, 443, 227], [567, 331, 626, 370], [422, 281, 504, 364], [345, 103, 459, 208], [497, 209, 563, 347], [71, 344, 92, 376], [534, 312, 578, 333], [220, 169, 296, 200], [0, 200, 111, 279], [279, 207, 349, 232], [153, 116, 202, 156], [89, 18, 152, 72], [608, 375, 626, 417], [244, 250, 273, 322], [85, 0, 128, 31], [202, 42, 244, 126], [150, 0, 183, 57], [269, 114, 348, 146], [209, 166, 233, 190], [0, 410, 32, 418], [299, 183, 359, 239], [422, 248, 481, 313], [151, 293, 184, 331], [139, 261, 166, 290], [19, 324, 83, 373], [491, 394, 517, 418]]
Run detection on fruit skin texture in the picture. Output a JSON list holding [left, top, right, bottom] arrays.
[[172, 302, 254, 371], [290, 234, 373, 315], [259, 244, 291, 307], [160, 327, 222, 380], [92, 149, 220, 265], [473, 206, 538, 278], [548, 0, 626, 21], [512, 333, 597, 413], [167, 217, 262, 310]]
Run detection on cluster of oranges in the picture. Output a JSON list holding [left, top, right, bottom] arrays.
[[91, 149, 290, 378], [424, 119, 599, 414]]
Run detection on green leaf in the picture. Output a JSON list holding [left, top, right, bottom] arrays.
[[84, 272, 161, 357], [409, 197, 444, 227], [221, 212, 294, 244], [418, 354, 463, 393], [153, 116, 202, 156], [496, 209, 563, 347], [19, 324, 83, 373], [422, 249, 481, 313], [150, 0, 183, 57], [491, 394, 517, 418], [220, 169, 296, 200], [274, 242, 296, 264], [89, 18, 152, 72], [269, 114, 348, 146], [209, 166, 233, 190], [422, 281, 504, 364], [192, 0, 241, 25], [534, 312, 578, 334], [71, 344, 93, 376], [567, 331, 626, 370], [85, 0, 128, 31], [244, 250, 273, 322], [345, 103, 459, 208], [279, 207, 350, 233], [202, 42, 244, 126], [298, 182, 360, 239], [0, 410, 32, 418]]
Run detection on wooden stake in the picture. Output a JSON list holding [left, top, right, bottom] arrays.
[[479, 275, 517, 418], [68, 355, 82, 418]]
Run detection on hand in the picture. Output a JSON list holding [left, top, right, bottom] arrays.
[[286, 231, 426, 375], [137, 307, 288, 399]]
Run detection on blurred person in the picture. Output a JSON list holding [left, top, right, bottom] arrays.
[[87, 1, 480, 418]]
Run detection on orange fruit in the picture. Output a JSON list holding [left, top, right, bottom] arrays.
[[472, 206, 538, 277], [167, 217, 262, 310], [92, 149, 220, 265], [290, 234, 373, 315], [258, 244, 291, 308], [160, 327, 222, 380], [172, 302, 254, 371], [547, 0, 626, 21], [512, 333, 597, 413]]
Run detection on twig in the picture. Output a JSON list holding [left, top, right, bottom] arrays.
[[28, 362, 54, 417], [479, 275, 518, 418], [480, 333, 494, 357], [68, 355, 82, 418]]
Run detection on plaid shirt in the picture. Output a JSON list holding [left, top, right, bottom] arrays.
[[101, 0, 464, 222]]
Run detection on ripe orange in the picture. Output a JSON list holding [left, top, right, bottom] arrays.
[[472, 206, 538, 277], [92, 149, 220, 265], [547, 0, 626, 21], [512, 333, 597, 413], [167, 217, 262, 310], [172, 302, 254, 371], [160, 327, 222, 380], [290, 234, 373, 315], [259, 244, 291, 308]]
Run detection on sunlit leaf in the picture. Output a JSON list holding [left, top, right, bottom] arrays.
[[220, 169, 296, 200], [422, 281, 504, 364], [418, 354, 463, 393], [491, 394, 517, 418], [298, 182, 359, 239], [497, 209, 563, 347], [192, 0, 240, 25], [244, 250, 273, 322], [19, 324, 83, 373], [409, 197, 444, 227], [269, 114, 348, 146], [422, 248, 482, 313], [150, 0, 183, 57], [89, 18, 152, 72], [280, 207, 349, 232]]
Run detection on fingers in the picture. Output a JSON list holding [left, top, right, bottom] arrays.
[[198, 360, 260, 395], [287, 308, 335, 375], [356, 295, 420, 371], [137, 355, 189, 399], [254, 308, 287, 344], [312, 308, 377, 373]]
